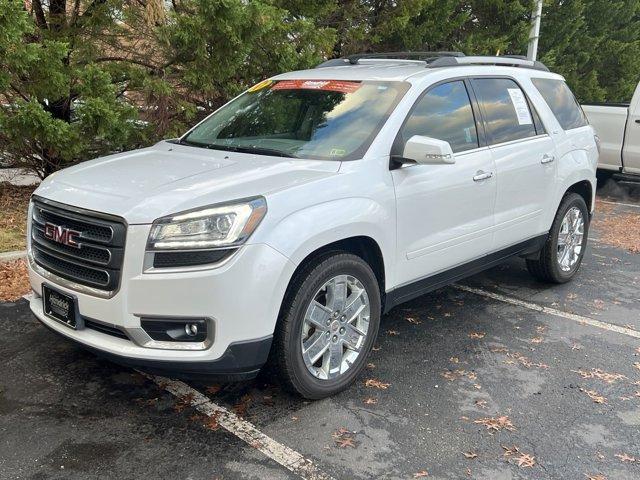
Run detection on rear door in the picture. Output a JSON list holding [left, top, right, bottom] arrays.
[[391, 80, 496, 287], [471, 77, 557, 250]]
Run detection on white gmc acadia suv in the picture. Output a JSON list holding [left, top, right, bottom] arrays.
[[27, 53, 598, 399]]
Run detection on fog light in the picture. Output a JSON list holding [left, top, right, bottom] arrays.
[[185, 323, 199, 337], [140, 318, 208, 342]]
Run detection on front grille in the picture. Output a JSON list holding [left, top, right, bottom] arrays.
[[31, 198, 126, 293]]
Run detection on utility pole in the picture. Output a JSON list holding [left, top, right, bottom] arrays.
[[527, 0, 544, 61]]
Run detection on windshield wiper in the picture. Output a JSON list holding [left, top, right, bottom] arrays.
[[176, 138, 297, 158], [206, 144, 297, 158]]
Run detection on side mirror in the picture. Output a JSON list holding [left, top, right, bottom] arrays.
[[396, 135, 455, 166]]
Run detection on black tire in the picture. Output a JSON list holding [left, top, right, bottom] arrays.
[[271, 252, 381, 399], [526, 193, 590, 283]]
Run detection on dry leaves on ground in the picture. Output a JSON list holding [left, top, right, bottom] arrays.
[[474, 415, 515, 433], [592, 202, 640, 253], [572, 368, 626, 384], [333, 427, 357, 449], [173, 393, 194, 413], [586, 475, 607, 480], [463, 451, 478, 459], [203, 412, 221, 431], [365, 378, 390, 389], [469, 332, 486, 339], [580, 388, 607, 404], [0, 184, 33, 252], [503, 350, 549, 369], [441, 369, 477, 382], [232, 394, 252, 417], [0, 259, 30, 302], [502, 445, 536, 468], [387, 330, 400, 336], [413, 470, 429, 478], [406, 316, 422, 325], [614, 453, 637, 463]]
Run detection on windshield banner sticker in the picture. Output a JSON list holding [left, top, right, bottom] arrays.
[[507, 88, 533, 125], [272, 80, 362, 94]]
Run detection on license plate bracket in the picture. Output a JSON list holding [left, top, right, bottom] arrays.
[[42, 284, 79, 329]]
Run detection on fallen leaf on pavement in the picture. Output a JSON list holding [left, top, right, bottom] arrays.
[[580, 388, 607, 404], [206, 385, 221, 395], [572, 368, 626, 384], [413, 471, 429, 478], [363, 397, 377, 405], [586, 475, 607, 480], [365, 379, 390, 389], [469, 332, 486, 339], [335, 437, 356, 448], [516, 453, 536, 467], [474, 416, 515, 432], [614, 453, 636, 463], [387, 330, 400, 336], [463, 451, 478, 459]]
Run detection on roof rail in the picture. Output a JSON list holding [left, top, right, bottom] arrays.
[[429, 55, 549, 72], [315, 51, 465, 68]]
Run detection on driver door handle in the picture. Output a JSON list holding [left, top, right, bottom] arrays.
[[541, 154, 555, 164], [473, 171, 493, 182]]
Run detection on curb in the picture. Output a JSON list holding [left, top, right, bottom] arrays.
[[0, 250, 27, 263]]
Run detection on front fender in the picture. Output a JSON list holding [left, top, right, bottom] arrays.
[[259, 197, 395, 285]]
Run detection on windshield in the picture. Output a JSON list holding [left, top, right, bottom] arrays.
[[182, 80, 409, 160]]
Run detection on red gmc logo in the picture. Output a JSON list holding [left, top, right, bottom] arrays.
[[44, 222, 81, 248]]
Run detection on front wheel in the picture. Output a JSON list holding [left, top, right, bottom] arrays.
[[526, 193, 590, 283], [271, 253, 381, 399]]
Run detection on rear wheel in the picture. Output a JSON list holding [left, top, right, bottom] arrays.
[[526, 193, 589, 283], [272, 253, 381, 399]]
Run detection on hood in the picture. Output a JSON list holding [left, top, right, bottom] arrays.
[[34, 141, 341, 224]]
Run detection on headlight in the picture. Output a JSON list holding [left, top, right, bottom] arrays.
[[147, 197, 267, 250]]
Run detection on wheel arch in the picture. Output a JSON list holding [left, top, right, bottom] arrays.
[[280, 236, 387, 316]]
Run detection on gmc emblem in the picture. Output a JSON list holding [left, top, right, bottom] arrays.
[[44, 222, 81, 248]]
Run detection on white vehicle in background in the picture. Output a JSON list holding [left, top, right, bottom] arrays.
[[583, 82, 640, 179], [26, 52, 598, 399]]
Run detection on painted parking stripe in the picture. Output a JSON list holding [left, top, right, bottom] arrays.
[[140, 372, 335, 480], [598, 199, 640, 209], [454, 284, 640, 339]]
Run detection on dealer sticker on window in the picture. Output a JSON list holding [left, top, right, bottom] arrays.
[[507, 88, 533, 125]]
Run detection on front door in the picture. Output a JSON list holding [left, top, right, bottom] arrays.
[[391, 80, 496, 288]]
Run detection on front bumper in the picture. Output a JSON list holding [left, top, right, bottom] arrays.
[[28, 223, 296, 378]]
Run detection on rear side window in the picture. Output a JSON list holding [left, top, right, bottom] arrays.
[[471, 78, 538, 145], [531, 78, 588, 130], [399, 81, 479, 153]]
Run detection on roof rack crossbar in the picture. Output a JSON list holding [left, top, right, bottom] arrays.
[[429, 56, 549, 72], [315, 51, 465, 68]]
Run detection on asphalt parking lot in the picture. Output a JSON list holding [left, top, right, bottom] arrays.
[[1, 180, 639, 480]]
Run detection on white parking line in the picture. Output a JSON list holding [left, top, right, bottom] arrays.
[[454, 284, 640, 339], [140, 372, 335, 480], [598, 199, 640, 209]]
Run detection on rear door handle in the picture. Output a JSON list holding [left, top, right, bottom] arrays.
[[635, 119, 640, 124], [541, 154, 555, 164], [473, 171, 493, 182]]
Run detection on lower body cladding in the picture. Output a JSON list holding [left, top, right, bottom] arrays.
[[28, 226, 296, 380]]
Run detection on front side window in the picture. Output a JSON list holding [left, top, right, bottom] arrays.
[[399, 81, 479, 153], [472, 78, 538, 145], [531, 78, 588, 130], [183, 80, 409, 160]]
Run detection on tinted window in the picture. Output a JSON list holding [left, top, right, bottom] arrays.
[[400, 81, 479, 153], [472, 78, 538, 145], [531, 78, 588, 130]]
